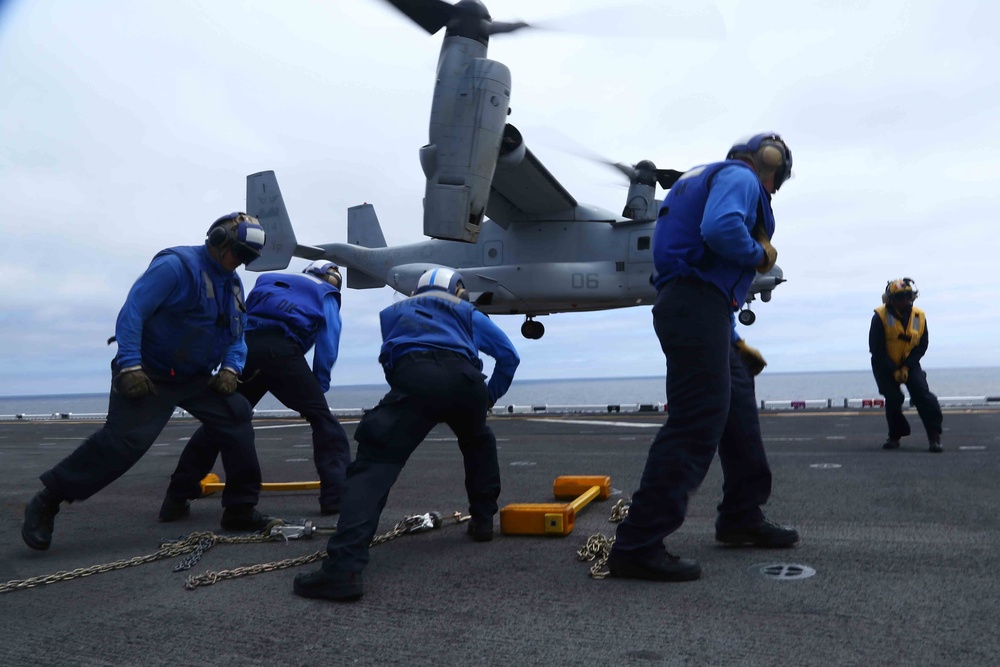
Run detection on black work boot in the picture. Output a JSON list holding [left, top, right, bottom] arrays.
[[716, 518, 799, 548], [158, 495, 191, 522], [466, 518, 494, 543], [22, 488, 62, 551], [293, 567, 364, 602], [882, 438, 901, 450], [220, 505, 280, 532], [929, 434, 943, 453], [607, 548, 701, 582]]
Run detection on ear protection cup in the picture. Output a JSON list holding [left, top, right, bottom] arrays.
[[207, 223, 234, 248], [759, 144, 784, 169]]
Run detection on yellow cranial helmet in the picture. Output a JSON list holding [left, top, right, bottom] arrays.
[[883, 277, 918, 303]]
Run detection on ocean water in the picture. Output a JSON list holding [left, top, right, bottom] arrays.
[[1, 367, 997, 417]]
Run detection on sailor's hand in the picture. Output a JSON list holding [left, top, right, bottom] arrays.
[[117, 366, 157, 399], [209, 368, 239, 395], [735, 339, 767, 376], [893, 366, 909, 384], [755, 228, 777, 273]]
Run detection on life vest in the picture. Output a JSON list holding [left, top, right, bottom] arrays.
[[378, 291, 479, 370], [141, 245, 246, 377], [875, 304, 925, 365], [651, 160, 775, 308], [245, 273, 341, 352]]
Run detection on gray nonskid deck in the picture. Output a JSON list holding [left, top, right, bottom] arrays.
[[1, 410, 997, 666]]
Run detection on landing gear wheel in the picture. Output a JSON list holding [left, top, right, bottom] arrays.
[[738, 309, 756, 326], [521, 319, 545, 339]]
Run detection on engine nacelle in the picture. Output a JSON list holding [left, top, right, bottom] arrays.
[[622, 182, 657, 220], [421, 57, 511, 244]]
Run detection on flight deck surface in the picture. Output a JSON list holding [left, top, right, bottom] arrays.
[[1, 409, 997, 666]]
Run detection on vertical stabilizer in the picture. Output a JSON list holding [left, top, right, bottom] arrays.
[[245, 171, 297, 271], [345, 204, 388, 288], [347, 204, 388, 248]]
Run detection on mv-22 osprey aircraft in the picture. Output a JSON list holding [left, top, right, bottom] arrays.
[[247, 0, 785, 339]]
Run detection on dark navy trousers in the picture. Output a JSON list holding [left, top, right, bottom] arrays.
[[42, 365, 260, 506], [871, 362, 943, 440], [166, 331, 351, 509], [612, 278, 773, 558], [322, 350, 500, 574]]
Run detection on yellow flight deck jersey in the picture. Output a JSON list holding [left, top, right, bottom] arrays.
[[874, 305, 925, 365]]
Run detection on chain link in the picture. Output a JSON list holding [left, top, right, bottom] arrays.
[[1, 530, 272, 594], [182, 511, 468, 590], [576, 498, 630, 579], [2, 511, 460, 594]]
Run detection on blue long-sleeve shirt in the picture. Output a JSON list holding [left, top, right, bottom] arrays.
[[652, 161, 774, 308], [379, 292, 520, 405], [312, 295, 342, 393], [471, 309, 520, 405], [701, 166, 768, 269], [244, 273, 342, 393]]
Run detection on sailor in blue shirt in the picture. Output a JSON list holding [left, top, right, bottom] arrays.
[[22, 213, 274, 551], [159, 260, 352, 518], [293, 267, 520, 602], [608, 134, 800, 583]]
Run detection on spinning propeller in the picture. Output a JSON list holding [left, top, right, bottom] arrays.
[[384, 0, 531, 39]]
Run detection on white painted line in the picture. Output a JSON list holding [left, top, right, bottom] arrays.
[[253, 419, 359, 431], [810, 463, 842, 469], [825, 436, 846, 440], [959, 446, 986, 451], [285, 458, 310, 462], [532, 418, 661, 429]]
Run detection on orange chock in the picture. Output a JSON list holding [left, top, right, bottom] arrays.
[[500, 475, 611, 536], [199, 473, 320, 497]]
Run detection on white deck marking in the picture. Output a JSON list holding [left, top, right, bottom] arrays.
[[531, 418, 660, 429]]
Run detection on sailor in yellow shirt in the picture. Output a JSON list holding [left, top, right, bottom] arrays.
[[869, 278, 943, 452]]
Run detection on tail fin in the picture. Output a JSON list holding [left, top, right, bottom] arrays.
[[348, 204, 387, 248], [245, 171, 298, 271], [345, 204, 388, 288]]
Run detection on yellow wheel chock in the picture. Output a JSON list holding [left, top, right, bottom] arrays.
[[499, 475, 611, 536], [199, 473, 320, 497]]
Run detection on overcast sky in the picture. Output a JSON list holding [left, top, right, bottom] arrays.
[[2, 0, 998, 396]]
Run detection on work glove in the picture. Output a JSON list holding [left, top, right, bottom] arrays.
[[117, 366, 157, 399], [735, 339, 767, 376], [893, 366, 909, 384], [208, 367, 239, 395], [755, 228, 778, 273]]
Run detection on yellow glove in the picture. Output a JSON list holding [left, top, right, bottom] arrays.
[[208, 368, 239, 395], [755, 227, 777, 273], [893, 366, 909, 384], [117, 366, 157, 399], [735, 339, 767, 376]]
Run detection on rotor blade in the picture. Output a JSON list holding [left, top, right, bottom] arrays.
[[531, 2, 725, 41], [613, 162, 639, 182], [382, 0, 458, 35], [655, 169, 684, 189], [488, 20, 532, 36]]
